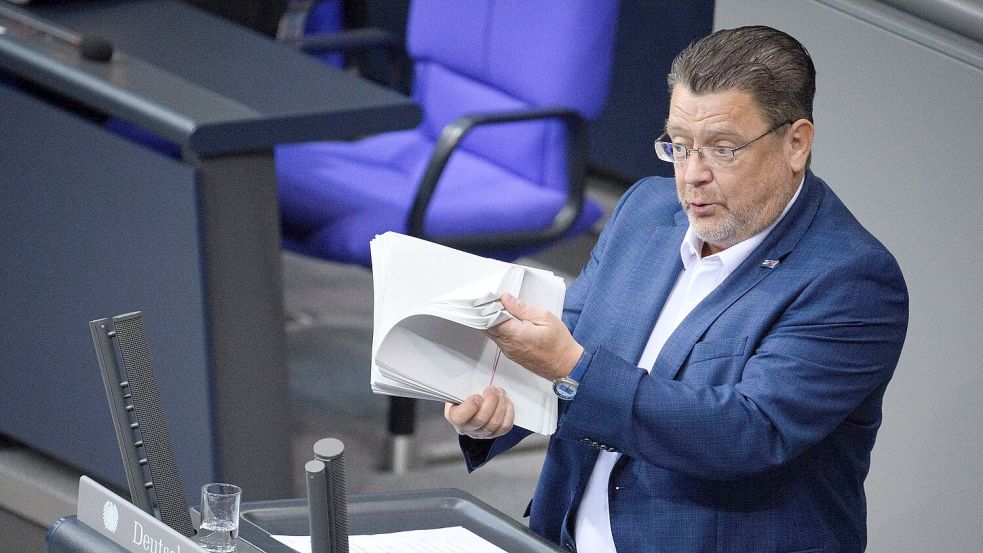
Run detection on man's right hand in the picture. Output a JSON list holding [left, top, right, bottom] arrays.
[[444, 386, 515, 440]]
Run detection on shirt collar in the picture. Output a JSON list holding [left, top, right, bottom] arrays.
[[680, 176, 805, 274]]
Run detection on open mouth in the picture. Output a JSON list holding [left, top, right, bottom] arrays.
[[688, 202, 715, 216]]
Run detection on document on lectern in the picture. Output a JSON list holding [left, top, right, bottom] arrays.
[[370, 232, 564, 435], [274, 526, 509, 553]]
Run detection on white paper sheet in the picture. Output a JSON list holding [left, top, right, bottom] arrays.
[[369, 232, 564, 435], [272, 526, 508, 553]]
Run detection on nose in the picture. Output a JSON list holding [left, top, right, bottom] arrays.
[[681, 152, 713, 187]]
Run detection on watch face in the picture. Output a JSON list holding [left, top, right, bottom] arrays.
[[553, 378, 578, 400]]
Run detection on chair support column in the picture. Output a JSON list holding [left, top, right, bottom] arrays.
[[385, 396, 416, 474]]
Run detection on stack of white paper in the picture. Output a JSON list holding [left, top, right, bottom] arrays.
[[273, 526, 509, 553], [370, 232, 565, 435]]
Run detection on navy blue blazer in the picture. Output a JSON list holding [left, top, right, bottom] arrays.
[[462, 172, 909, 552]]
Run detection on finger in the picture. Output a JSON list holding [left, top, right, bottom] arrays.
[[485, 317, 515, 339], [445, 394, 483, 430], [484, 388, 509, 433], [452, 388, 506, 439], [483, 390, 515, 439], [499, 293, 529, 319], [461, 387, 500, 433], [501, 293, 554, 325], [500, 396, 515, 434]]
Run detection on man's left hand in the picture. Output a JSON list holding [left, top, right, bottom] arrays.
[[486, 293, 584, 381]]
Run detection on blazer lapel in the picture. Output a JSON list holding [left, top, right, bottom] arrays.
[[652, 172, 826, 381], [607, 219, 688, 366]]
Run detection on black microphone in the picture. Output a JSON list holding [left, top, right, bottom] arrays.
[[79, 36, 114, 62]]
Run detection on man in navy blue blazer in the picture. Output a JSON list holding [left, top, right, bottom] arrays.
[[445, 26, 908, 552]]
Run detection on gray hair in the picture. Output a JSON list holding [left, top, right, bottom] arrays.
[[667, 26, 816, 128]]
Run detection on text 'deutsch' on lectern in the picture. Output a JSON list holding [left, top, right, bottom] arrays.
[[0, 0, 420, 501]]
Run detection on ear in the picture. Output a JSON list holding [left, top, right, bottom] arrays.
[[787, 118, 814, 172]]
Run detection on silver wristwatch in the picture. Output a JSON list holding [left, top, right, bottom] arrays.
[[552, 376, 579, 401]]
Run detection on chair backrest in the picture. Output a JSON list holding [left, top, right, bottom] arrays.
[[302, 0, 345, 67], [406, 0, 618, 193]]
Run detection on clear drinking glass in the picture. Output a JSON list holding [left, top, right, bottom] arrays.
[[197, 483, 241, 552]]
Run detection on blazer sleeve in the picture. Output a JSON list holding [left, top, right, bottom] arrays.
[[554, 246, 909, 480], [461, 179, 656, 470]]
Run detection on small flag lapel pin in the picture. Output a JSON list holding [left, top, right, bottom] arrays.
[[761, 259, 780, 269]]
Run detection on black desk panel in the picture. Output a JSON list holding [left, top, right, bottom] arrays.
[[0, 0, 420, 501], [0, 82, 215, 502]]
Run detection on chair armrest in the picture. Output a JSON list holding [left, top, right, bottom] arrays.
[[287, 28, 407, 89], [290, 27, 402, 56], [407, 107, 589, 252]]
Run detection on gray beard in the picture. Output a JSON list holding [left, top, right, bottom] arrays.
[[688, 210, 745, 250]]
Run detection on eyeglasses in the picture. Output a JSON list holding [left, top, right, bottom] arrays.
[[654, 120, 791, 168]]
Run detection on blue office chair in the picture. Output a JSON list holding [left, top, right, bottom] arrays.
[[276, 0, 618, 265], [275, 0, 619, 470], [278, 0, 347, 67]]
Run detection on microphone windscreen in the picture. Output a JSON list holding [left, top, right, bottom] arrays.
[[80, 36, 114, 62]]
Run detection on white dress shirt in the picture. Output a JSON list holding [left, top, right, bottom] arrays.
[[573, 181, 803, 552]]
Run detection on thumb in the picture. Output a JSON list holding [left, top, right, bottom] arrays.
[[500, 293, 533, 320]]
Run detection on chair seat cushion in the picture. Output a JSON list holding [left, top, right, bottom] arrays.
[[275, 130, 603, 265]]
